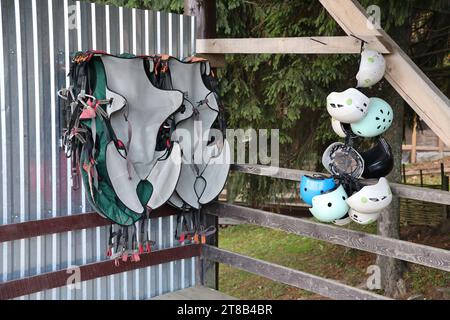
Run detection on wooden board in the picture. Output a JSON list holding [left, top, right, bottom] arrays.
[[203, 245, 390, 300], [0, 205, 178, 243], [196, 36, 390, 54], [319, 0, 450, 146], [153, 285, 237, 300], [231, 164, 450, 206], [0, 245, 201, 300], [204, 202, 450, 272]]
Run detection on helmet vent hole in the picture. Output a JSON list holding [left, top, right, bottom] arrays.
[[320, 190, 324, 194], [383, 126, 386, 130], [363, 103, 367, 106], [342, 196, 346, 200], [376, 117, 380, 120], [387, 111, 390, 115], [377, 125, 381, 129], [380, 109, 384, 114], [389, 119, 392, 123], [304, 188, 307, 191], [327, 203, 332, 207], [383, 119, 386, 122]]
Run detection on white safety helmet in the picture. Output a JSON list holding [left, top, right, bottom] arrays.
[[346, 177, 392, 213], [349, 208, 380, 225], [326, 88, 370, 123], [331, 118, 346, 138], [333, 214, 352, 226], [356, 49, 386, 88]]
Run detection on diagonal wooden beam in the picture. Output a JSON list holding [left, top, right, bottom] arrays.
[[196, 36, 391, 54], [319, 0, 450, 146]]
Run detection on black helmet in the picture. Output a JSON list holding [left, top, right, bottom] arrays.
[[359, 137, 394, 179]]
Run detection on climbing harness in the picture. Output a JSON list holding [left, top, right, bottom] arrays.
[[59, 51, 229, 262]]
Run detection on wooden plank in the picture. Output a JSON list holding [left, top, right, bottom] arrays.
[[204, 203, 450, 272], [0, 245, 201, 300], [402, 145, 450, 152], [0, 205, 178, 243], [153, 285, 238, 300], [196, 36, 391, 54], [411, 118, 418, 163], [319, 0, 450, 146], [231, 164, 450, 206], [203, 245, 391, 300]]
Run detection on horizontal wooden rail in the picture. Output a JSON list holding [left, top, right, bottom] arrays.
[[196, 36, 390, 54], [0, 205, 178, 243], [402, 144, 450, 152], [204, 202, 450, 272], [202, 245, 390, 300], [0, 244, 201, 300], [231, 164, 450, 206]]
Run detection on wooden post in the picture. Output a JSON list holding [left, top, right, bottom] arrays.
[[184, 0, 217, 39], [184, 0, 219, 290], [402, 164, 407, 184], [411, 117, 418, 164], [439, 139, 444, 158], [419, 169, 423, 187]]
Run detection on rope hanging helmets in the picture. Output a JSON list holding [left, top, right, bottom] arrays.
[[356, 49, 386, 88], [305, 47, 393, 226]]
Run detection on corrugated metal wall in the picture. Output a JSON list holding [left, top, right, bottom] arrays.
[[0, 0, 197, 300]]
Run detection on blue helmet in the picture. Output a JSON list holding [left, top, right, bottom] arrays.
[[300, 175, 336, 206]]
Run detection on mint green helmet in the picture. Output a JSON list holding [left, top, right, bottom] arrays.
[[309, 185, 349, 222], [351, 97, 393, 138]]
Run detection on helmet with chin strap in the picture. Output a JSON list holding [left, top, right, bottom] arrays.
[[359, 137, 394, 179]]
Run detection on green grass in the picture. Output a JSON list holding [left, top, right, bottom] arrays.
[[218, 224, 450, 300]]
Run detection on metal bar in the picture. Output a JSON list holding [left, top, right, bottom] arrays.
[[203, 245, 391, 300]]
